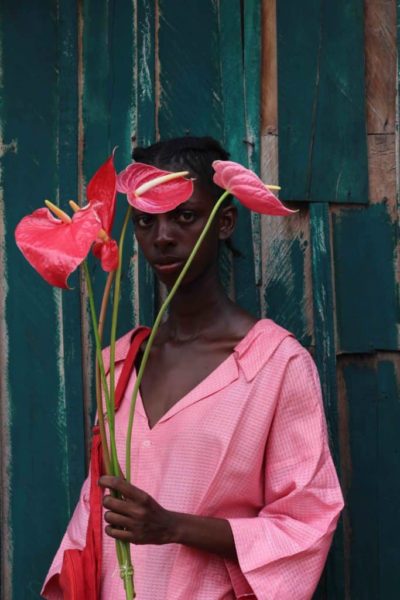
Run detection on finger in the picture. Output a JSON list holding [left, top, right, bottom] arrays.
[[104, 511, 133, 530], [102, 493, 148, 517], [104, 525, 133, 543], [99, 476, 148, 503]]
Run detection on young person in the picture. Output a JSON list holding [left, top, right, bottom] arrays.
[[42, 137, 344, 599]]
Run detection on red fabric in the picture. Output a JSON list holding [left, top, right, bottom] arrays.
[[59, 326, 151, 599]]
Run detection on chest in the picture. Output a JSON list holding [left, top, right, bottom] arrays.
[[137, 342, 233, 429]]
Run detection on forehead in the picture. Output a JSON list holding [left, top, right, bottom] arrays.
[[132, 182, 214, 215]]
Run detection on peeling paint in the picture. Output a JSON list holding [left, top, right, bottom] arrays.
[[0, 37, 13, 598], [52, 287, 70, 503]]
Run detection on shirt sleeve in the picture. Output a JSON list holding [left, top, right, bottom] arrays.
[[227, 349, 344, 600], [41, 472, 91, 599]]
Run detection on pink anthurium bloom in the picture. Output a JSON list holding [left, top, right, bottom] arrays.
[[87, 153, 119, 272], [15, 205, 101, 289], [116, 162, 194, 213], [212, 160, 296, 216]]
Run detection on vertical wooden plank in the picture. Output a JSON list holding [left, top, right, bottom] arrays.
[[57, 0, 86, 509], [136, 0, 157, 326], [277, 0, 368, 203], [309, 203, 344, 600], [332, 204, 398, 352], [343, 361, 379, 599], [243, 0, 262, 291], [81, 0, 137, 432], [376, 359, 400, 596], [218, 0, 260, 316], [261, 0, 313, 343], [0, 1, 81, 596], [157, 0, 223, 139]]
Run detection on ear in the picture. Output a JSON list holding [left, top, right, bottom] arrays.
[[218, 203, 237, 240]]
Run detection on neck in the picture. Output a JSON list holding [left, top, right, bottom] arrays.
[[164, 264, 231, 341]]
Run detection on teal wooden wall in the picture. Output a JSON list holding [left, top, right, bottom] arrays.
[[0, 1, 398, 598]]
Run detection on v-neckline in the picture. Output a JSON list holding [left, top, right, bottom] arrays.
[[135, 320, 260, 431]]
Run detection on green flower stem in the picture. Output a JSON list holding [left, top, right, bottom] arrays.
[[109, 207, 132, 444], [95, 269, 115, 475], [125, 190, 230, 481], [82, 261, 114, 470], [107, 205, 135, 598]]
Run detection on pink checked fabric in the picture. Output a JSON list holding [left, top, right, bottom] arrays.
[[42, 319, 344, 599]]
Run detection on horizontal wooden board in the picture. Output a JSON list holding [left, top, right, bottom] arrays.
[[277, 0, 369, 203]]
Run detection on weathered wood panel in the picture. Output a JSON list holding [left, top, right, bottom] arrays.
[[0, 1, 86, 597], [339, 356, 400, 598], [333, 204, 398, 352], [277, 0, 369, 203]]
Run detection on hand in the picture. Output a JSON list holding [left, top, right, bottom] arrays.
[[99, 476, 177, 545]]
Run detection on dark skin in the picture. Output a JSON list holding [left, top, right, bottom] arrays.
[[99, 181, 257, 561]]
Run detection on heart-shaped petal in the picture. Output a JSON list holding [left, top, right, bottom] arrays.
[[212, 160, 296, 216], [15, 206, 101, 288], [87, 153, 117, 233], [117, 162, 193, 213], [93, 239, 119, 272]]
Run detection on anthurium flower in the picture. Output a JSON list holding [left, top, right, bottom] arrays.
[[116, 163, 193, 213], [212, 160, 296, 216], [86, 154, 119, 272], [15, 204, 101, 289]]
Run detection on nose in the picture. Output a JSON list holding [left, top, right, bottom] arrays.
[[153, 216, 176, 249]]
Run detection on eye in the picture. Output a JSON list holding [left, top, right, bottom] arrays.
[[134, 214, 154, 229], [176, 210, 196, 224]]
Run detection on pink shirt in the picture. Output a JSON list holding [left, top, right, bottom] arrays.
[[42, 319, 344, 599]]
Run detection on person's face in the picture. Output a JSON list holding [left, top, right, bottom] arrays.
[[132, 185, 236, 288]]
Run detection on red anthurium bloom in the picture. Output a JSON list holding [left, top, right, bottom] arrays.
[[212, 160, 296, 216], [15, 205, 101, 289], [116, 162, 194, 214], [87, 154, 119, 272]]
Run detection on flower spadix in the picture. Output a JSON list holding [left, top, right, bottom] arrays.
[[212, 160, 296, 216], [116, 162, 194, 213]]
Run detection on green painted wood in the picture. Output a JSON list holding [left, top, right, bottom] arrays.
[[277, 0, 368, 203], [376, 361, 400, 597], [309, 203, 344, 600], [218, 0, 260, 316], [264, 234, 311, 347], [136, 0, 157, 326], [243, 0, 262, 291], [0, 1, 85, 597], [333, 204, 398, 352], [342, 360, 400, 599], [157, 0, 223, 140]]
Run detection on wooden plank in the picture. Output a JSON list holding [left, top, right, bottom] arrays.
[[342, 359, 379, 599], [81, 0, 137, 434], [157, 0, 223, 139], [340, 356, 400, 598], [309, 203, 345, 600], [277, 0, 368, 203], [136, 0, 157, 326], [260, 0, 313, 345], [332, 204, 398, 352], [0, 1, 82, 596], [376, 359, 400, 596], [365, 0, 397, 134], [218, 0, 260, 316], [262, 209, 313, 347], [243, 0, 262, 292]]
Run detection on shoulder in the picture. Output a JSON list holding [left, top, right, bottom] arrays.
[[102, 325, 149, 374], [235, 318, 315, 381]]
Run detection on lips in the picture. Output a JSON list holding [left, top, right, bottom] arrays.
[[152, 257, 185, 274]]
